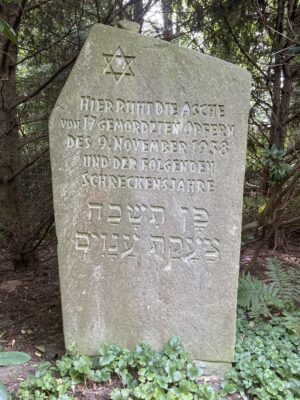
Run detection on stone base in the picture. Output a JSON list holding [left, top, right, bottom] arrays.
[[195, 360, 232, 377]]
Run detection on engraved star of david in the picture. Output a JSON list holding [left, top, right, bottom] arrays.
[[102, 46, 135, 83]]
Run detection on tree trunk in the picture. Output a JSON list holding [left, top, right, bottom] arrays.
[[161, 0, 173, 41], [0, 2, 30, 268], [264, 0, 295, 196], [133, 0, 144, 27]]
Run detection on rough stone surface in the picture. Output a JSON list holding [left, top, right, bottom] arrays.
[[49, 24, 251, 363], [117, 20, 140, 32], [196, 360, 232, 377]]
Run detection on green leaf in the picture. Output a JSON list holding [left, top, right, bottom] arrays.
[[73, 355, 92, 374], [0, 351, 31, 366], [92, 368, 111, 382], [111, 390, 123, 400], [258, 202, 266, 214], [0, 383, 8, 400], [154, 387, 166, 399], [0, 18, 16, 44], [187, 364, 201, 380], [222, 382, 238, 394], [172, 370, 182, 382], [169, 336, 182, 349], [179, 379, 196, 394]]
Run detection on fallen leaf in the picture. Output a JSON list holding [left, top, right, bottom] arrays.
[[0, 280, 22, 293], [35, 344, 46, 353]]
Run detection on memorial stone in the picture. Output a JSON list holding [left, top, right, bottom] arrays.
[[49, 22, 251, 369]]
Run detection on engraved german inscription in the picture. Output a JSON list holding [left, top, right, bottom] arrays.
[[60, 94, 238, 265]]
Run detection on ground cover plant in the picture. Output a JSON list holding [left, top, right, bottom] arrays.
[[2, 259, 297, 400], [16, 336, 218, 400], [10, 315, 300, 400], [222, 258, 300, 399], [222, 314, 300, 400]]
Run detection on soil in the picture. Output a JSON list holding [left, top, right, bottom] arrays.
[[0, 242, 64, 395], [0, 241, 299, 399]]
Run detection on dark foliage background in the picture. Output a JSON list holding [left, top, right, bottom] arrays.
[[0, 0, 299, 271]]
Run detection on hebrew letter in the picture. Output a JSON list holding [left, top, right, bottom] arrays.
[[75, 231, 98, 252], [100, 233, 108, 253], [204, 238, 220, 261], [170, 237, 183, 260], [148, 235, 165, 257], [194, 208, 209, 233], [180, 207, 188, 233], [150, 206, 165, 227], [108, 204, 122, 224], [108, 234, 119, 256], [182, 237, 203, 264], [88, 202, 103, 221], [127, 204, 147, 225], [121, 234, 139, 259]]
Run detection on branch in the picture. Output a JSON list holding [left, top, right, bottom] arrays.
[[8, 113, 49, 135], [14, 30, 74, 66], [12, 54, 78, 108], [12, 0, 27, 30], [6, 148, 48, 183], [261, 161, 300, 224], [19, 132, 48, 148], [287, 109, 300, 124], [22, 213, 54, 255], [278, 215, 300, 227], [20, 113, 49, 126], [242, 221, 259, 232], [286, 140, 300, 156], [220, 0, 268, 79], [1, 0, 27, 70], [24, 0, 51, 13]]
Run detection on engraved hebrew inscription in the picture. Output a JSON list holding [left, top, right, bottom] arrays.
[[75, 202, 219, 266]]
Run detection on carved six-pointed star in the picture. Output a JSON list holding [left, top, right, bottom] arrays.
[[102, 46, 135, 83]]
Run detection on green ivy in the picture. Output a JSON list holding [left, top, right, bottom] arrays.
[[16, 316, 300, 400], [17, 337, 218, 400], [15, 261, 300, 400], [222, 314, 300, 400]]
